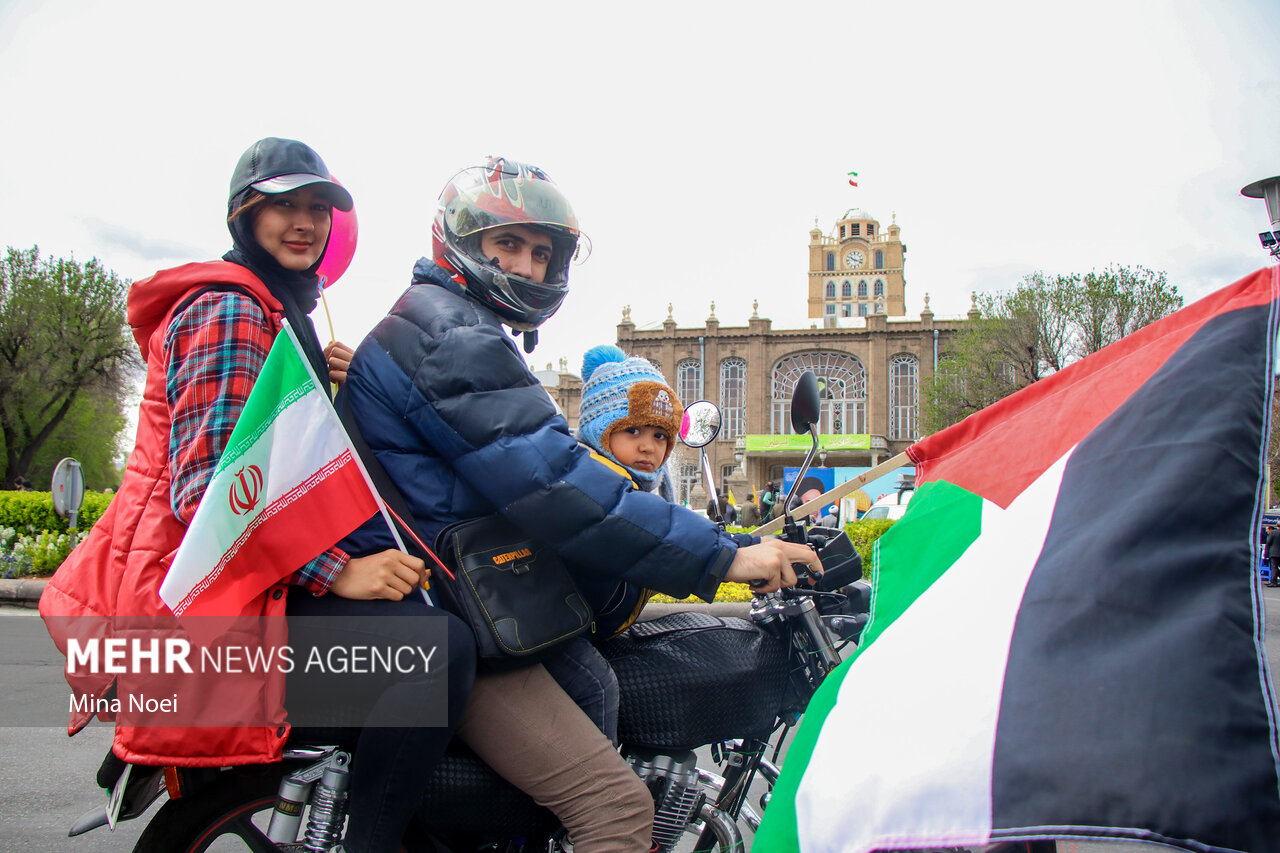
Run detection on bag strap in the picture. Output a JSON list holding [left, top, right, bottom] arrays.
[[336, 392, 455, 582]]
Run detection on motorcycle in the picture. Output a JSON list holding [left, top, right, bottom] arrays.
[[67, 372, 1049, 852]]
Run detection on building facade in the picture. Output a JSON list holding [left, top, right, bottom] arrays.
[[808, 209, 907, 321], [603, 210, 966, 508]]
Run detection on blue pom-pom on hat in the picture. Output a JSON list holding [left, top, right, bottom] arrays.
[[581, 344, 628, 385]]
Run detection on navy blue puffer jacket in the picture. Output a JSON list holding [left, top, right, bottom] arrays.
[[339, 259, 737, 602]]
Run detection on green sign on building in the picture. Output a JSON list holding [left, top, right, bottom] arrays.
[[743, 434, 872, 452]]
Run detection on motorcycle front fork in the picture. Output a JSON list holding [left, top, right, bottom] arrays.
[[691, 737, 773, 852]]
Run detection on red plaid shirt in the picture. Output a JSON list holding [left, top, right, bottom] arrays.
[[164, 290, 348, 594]]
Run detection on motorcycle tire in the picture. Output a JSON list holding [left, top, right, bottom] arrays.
[[131, 767, 286, 852]]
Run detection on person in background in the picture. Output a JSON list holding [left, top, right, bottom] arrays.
[[739, 498, 761, 528], [760, 480, 778, 517], [1266, 523, 1280, 588], [705, 492, 737, 526]]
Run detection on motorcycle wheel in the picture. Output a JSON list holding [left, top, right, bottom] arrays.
[[132, 769, 285, 852]]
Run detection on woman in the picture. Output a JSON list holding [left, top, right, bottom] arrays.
[[41, 137, 475, 853]]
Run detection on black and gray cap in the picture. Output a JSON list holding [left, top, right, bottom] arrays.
[[228, 137, 353, 211]]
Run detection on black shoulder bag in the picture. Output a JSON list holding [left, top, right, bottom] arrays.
[[337, 394, 592, 669]]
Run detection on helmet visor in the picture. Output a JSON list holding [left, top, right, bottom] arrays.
[[442, 161, 590, 263]]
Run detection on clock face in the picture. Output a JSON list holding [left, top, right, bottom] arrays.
[[844, 251, 865, 269]]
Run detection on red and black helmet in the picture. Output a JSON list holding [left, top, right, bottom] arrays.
[[431, 157, 589, 331]]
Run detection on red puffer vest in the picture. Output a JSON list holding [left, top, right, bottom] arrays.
[[40, 261, 293, 767]]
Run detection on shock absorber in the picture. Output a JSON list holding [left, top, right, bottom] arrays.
[[303, 752, 352, 852], [266, 776, 312, 843], [266, 747, 345, 846]]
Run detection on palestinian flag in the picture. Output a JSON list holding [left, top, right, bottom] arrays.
[[159, 321, 381, 636], [756, 267, 1280, 852]]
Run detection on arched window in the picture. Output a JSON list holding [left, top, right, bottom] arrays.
[[676, 359, 701, 404], [648, 358, 661, 373], [677, 461, 699, 508], [771, 352, 866, 435], [720, 358, 747, 440], [825, 281, 836, 299], [826, 252, 835, 271], [889, 354, 919, 440], [875, 250, 884, 269], [841, 280, 852, 298], [858, 280, 868, 298], [874, 279, 884, 297]]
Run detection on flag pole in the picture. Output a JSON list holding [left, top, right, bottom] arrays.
[[280, 321, 410, 559], [751, 450, 911, 536]]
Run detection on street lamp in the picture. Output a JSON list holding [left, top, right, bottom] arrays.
[[1241, 176, 1280, 260]]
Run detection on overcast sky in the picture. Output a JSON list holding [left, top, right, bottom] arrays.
[[1, 0, 1277, 380]]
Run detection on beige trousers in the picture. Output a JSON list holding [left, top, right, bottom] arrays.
[[456, 663, 654, 853]]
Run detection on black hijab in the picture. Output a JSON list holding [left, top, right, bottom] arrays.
[[223, 190, 333, 397]]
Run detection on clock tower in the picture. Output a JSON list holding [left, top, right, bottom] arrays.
[[807, 209, 907, 322]]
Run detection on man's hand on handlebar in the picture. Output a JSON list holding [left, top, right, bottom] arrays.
[[331, 549, 428, 600], [724, 539, 824, 593]]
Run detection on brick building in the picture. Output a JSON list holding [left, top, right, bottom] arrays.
[[603, 210, 967, 507]]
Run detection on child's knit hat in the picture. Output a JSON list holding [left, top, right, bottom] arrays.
[[578, 345, 684, 470]]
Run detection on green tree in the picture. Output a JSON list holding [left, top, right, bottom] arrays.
[[19, 388, 131, 490], [1077, 265, 1181, 356], [923, 266, 1181, 433], [0, 246, 139, 488]]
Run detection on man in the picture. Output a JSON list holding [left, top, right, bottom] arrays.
[[760, 480, 778, 517], [1267, 524, 1280, 588], [339, 158, 819, 852]]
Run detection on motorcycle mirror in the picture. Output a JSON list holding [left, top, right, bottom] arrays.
[[680, 401, 721, 449], [790, 372, 821, 434], [780, 371, 823, 536]]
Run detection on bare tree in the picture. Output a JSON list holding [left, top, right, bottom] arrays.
[[923, 266, 1182, 433]]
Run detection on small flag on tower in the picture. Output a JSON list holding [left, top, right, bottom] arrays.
[[847, 171, 858, 187]]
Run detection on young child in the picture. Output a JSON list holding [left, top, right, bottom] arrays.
[[539, 345, 685, 744], [577, 344, 684, 493]]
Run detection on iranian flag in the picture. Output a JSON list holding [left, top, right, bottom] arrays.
[[756, 266, 1280, 852], [159, 321, 382, 632]]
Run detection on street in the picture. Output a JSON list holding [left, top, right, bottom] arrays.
[[4, 586, 1280, 852]]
